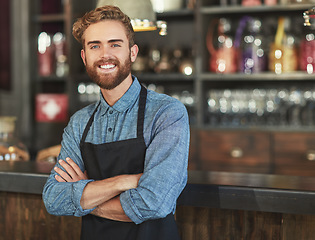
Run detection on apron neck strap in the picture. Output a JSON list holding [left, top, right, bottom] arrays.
[[80, 85, 147, 144], [137, 85, 147, 139], [80, 101, 100, 145]]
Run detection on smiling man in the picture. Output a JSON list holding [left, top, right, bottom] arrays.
[[42, 5, 190, 240]]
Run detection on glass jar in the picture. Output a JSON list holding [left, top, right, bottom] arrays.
[[0, 117, 30, 161]]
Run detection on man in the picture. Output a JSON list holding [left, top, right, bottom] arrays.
[[42, 5, 190, 240]]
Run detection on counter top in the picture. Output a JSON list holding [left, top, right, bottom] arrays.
[[179, 170, 315, 215], [1, 161, 315, 215], [0, 161, 52, 195]]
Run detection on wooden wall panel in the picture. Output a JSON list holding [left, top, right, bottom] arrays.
[[176, 206, 244, 240], [281, 214, 315, 240], [176, 206, 315, 240], [0, 192, 81, 240], [3, 191, 315, 240], [243, 211, 282, 240]]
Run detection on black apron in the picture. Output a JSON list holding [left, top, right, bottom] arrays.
[[79, 85, 180, 240]]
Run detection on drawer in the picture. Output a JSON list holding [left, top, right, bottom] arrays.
[[274, 132, 315, 176], [198, 131, 271, 173]]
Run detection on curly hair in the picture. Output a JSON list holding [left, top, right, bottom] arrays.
[[72, 5, 135, 48]]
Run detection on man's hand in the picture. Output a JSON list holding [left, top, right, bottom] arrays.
[[54, 157, 142, 219], [54, 157, 88, 182]]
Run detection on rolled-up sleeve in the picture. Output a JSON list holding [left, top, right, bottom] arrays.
[[120, 100, 190, 224], [42, 114, 95, 217], [43, 174, 94, 217]]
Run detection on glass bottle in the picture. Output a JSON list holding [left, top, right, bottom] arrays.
[[53, 32, 68, 77], [300, 18, 315, 74], [237, 17, 267, 74], [0, 117, 30, 161], [38, 32, 53, 76], [269, 17, 298, 74], [207, 18, 237, 73]]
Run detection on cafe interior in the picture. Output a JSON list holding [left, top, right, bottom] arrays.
[[2, 0, 315, 239]]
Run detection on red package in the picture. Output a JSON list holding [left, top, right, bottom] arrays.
[[36, 94, 68, 122]]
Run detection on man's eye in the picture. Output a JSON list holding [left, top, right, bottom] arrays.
[[112, 44, 121, 47], [91, 45, 99, 49]]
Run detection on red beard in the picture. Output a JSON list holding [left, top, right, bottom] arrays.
[[85, 56, 132, 90]]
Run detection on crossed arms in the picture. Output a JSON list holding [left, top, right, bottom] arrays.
[[55, 157, 142, 222], [43, 98, 190, 224]]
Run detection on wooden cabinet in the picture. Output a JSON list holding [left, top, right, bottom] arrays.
[[197, 130, 271, 173], [274, 132, 315, 176], [189, 129, 315, 176]]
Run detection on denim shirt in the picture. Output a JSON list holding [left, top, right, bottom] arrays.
[[42, 77, 190, 224]]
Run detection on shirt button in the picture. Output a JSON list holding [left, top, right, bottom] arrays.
[[108, 128, 112, 132], [109, 110, 113, 114]]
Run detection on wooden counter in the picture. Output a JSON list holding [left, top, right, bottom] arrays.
[[0, 161, 81, 240], [1, 161, 315, 239]]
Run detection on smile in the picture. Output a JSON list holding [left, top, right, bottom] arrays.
[[99, 64, 116, 70]]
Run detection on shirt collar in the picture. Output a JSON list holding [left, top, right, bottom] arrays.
[[99, 76, 141, 115]]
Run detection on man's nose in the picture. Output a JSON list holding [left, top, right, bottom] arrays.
[[100, 46, 111, 58]]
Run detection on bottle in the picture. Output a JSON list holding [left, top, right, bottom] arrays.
[[53, 32, 68, 77], [242, 0, 262, 6], [207, 18, 237, 73], [38, 32, 53, 76], [0, 117, 30, 161], [269, 17, 298, 74], [300, 18, 315, 74], [148, 47, 161, 72], [154, 49, 172, 73], [236, 17, 267, 74]]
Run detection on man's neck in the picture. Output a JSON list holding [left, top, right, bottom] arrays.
[[100, 75, 133, 107]]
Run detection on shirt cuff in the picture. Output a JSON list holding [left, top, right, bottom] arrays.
[[72, 179, 96, 217], [120, 190, 144, 224]]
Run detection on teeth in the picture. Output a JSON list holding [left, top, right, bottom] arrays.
[[100, 64, 115, 69]]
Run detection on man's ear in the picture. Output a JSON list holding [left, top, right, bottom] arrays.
[[130, 44, 139, 63], [81, 49, 86, 66]]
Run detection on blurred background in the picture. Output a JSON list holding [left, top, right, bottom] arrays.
[[1, 0, 315, 177]]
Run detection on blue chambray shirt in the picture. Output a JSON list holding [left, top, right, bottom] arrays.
[[42, 77, 190, 224]]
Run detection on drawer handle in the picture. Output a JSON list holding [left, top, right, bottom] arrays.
[[230, 147, 243, 158], [306, 150, 315, 161]]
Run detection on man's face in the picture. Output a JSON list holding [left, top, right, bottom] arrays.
[[81, 20, 138, 90]]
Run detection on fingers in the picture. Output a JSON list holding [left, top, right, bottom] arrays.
[[58, 159, 78, 181], [54, 157, 87, 182], [55, 174, 66, 182], [54, 164, 72, 182], [65, 158, 87, 180]]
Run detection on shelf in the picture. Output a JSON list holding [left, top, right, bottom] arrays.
[[36, 76, 67, 82], [136, 73, 195, 82], [200, 72, 315, 81], [156, 9, 194, 19], [200, 3, 314, 15], [33, 13, 65, 23]]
